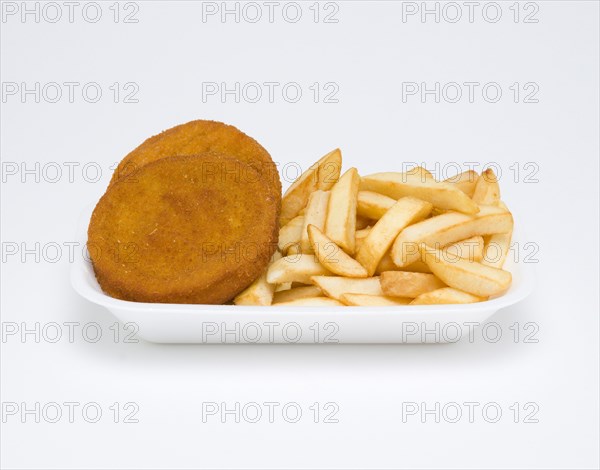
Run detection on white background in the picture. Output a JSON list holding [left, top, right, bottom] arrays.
[[1, 1, 599, 468]]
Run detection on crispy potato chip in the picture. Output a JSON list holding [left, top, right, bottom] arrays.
[[410, 287, 484, 305], [421, 245, 512, 297], [280, 148, 342, 225], [324, 168, 360, 254], [311, 276, 383, 300], [308, 225, 369, 278], [392, 205, 513, 267], [443, 170, 479, 197], [355, 197, 433, 276], [361, 172, 479, 214], [380, 271, 446, 298], [272, 285, 323, 304], [340, 294, 411, 306], [357, 191, 396, 220], [300, 190, 330, 253], [267, 254, 331, 285]]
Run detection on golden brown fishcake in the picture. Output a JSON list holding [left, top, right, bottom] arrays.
[[89, 154, 279, 304], [110, 119, 281, 201]]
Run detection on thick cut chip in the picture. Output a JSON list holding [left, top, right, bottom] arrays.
[[445, 236, 485, 262], [472, 169, 500, 205], [357, 191, 396, 220], [380, 271, 446, 298], [278, 215, 304, 255], [355, 197, 432, 276], [360, 172, 479, 214], [392, 206, 513, 267], [482, 232, 512, 268], [324, 168, 361, 254], [443, 171, 479, 197], [300, 190, 330, 253], [356, 215, 372, 230], [311, 276, 383, 300], [234, 252, 282, 306], [308, 225, 368, 278], [89, 154, 278, 304], [340, 294, 411, 306], [281, 148, 342, 225], [375, 253, 432, 274], [272, 285, 323, 304], [410, 288, 483, 305], [266, 254, 331, 285], [421, 245, 512, 297]]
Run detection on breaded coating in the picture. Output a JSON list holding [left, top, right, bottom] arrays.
[[88, 154, 279, 304], [110, 119, 281, 204]]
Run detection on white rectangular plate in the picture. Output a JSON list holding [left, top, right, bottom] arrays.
[[72, 207, 534, 344]]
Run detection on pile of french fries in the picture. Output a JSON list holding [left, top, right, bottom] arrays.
[[234, 149, 514, 307]]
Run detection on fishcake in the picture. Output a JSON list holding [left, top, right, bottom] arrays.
[[110, 119, 281, 204], [88, 154, 279, 304]]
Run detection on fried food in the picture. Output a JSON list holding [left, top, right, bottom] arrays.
[[110, 120, 281, 206], [88, 154, 279, 304]]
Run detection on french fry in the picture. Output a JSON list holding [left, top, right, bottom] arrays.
[[267, 254, 331, 285], [234, 252, 282, 306], [278, 215, 304, 255], [375, 252, 432, 274], [356, 227, 372, 237], [380, 271, 446, 298], [392, 206, 513, 267], [443, 170, 479, 197], [275, 297, 344, 307], [275, 282, 292, 292], [360, 172, 479, 214], [287, 244, 302, 255], [308, 225, 368, 278], [472, 169, 500, 205], [356, 215, 372, 230], [300, 190, 330, 253], [357, 191, 396, 220], [340, 294, 411, 306], [273, 285, 323, 304], [311, 276, 383, 300], [324, 167, 360, 254], [481, 232, 512, 268], [405, 166, 434, 181], [445, 236, 484, 262], [421, 245, 512, 297], [356, 197, 433, 276], [410, 287, 484, 305], [280, 148, 342, 225]]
